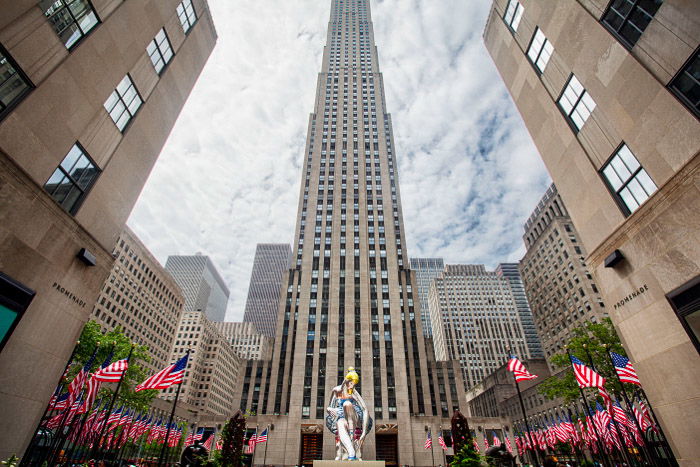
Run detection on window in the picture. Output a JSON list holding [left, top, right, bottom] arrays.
[[40, 0, 99, 49], [602, 0, 663, 48], [147, 28, 174, 74], [667, 276, 700, 355], [527, 28, 554, 73], [669, 48, 700, 118], [0, 46, 32, 121], [601, 143, 657, 215], [177, 0, 197, 33], [44, 143, 100, 214], [503, 0, 524, 32], [558, 75, 596, 131], [104, 75, 142, 132]]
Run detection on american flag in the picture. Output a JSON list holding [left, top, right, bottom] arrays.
[[612, 400, 635, 430], [93, 358, 129, 382], [256, 428, 268, 444], [81, 348, 115, 413], [437, 431, 447, 450], [610, 352, 641, 386], [507, 355, 538, 382], [504, 434, 512, 453], [570, 355, 606, 388], [483, 435, 489, 450], [473, 438, 480, 452], [593, 403, 611, 438], [203, 434, 214, 450], [424, 429, 432, 449], [248, 432, 257, 452], [598, 386, 613, 412], [136, 353, 189, 391], [491, 432, 501, 447], [66, 350, 99, 406]]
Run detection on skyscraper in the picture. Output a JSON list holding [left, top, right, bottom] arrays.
[[165, 254, 230, 322], [519, 185, 607, 365], [428, 265, 530, 390], [242, 243, 291, 337], [0, 0, 216, 458], [409, 257, 445, 337], [235, 1, 482, 464], [484, 0, 700, 461], [495, 263, 543, 358]]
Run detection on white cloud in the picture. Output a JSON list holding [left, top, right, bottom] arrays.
[[128, 0, 550, 321]]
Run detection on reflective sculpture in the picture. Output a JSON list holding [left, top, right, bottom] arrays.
[[325, 367, 373, 460]]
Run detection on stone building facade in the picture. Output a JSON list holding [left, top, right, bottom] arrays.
[[519, 184, 607, 365], [214, 321, 272, 360], [161, 311, 242, 417], [429, 264, 531, 390], [90, 226, 184, 375], [484, 1, 700, 463], [0, 0, 216, 458]]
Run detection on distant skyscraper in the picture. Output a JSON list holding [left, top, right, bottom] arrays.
[[519, 185, 607, 365], [409, 258, 445, 337], [165, 254, 230, 322], [495, 263, 543, 358], [429, 265, 530, 390], [214, 321, 272, 360], [242, 243, 291, 337]]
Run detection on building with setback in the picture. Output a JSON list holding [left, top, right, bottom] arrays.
[[214, 321, 272, 360], [231, 1, 505, 464], [495, 263, 543, 358], [409, 257, 445, 338], [242, 243, 291, 337], [161, 311, 242, 417], [519, 185, 607, 365], [165, 254, 229, 322], [484, 0, 700, 462], [90, 226, 184, 375], [429, 264, 531, 391], [0, 0, 216, 458]]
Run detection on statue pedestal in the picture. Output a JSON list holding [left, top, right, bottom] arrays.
[[313, 462, 385, 467]]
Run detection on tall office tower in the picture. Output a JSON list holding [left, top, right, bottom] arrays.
[[484, 1, 700, 462], [429, 265, 530, 390], [91, 227, 185, 375], [161, 311, 242, 417], [519, 185, 607, 365], [237, 1, 471, 464], [165, 254, 230, 322], [242, 243, 291, 337], [495, 263, 543, 358], [214, 321, 272, 360], [0, 0, 216, 457], [409, 257, 445, 337]]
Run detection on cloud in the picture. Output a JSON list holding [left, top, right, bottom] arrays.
[[128, 0, 550, 322]]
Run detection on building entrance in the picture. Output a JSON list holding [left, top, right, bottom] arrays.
[[375, 434, 399, 466], [300, 433, 323, 466]]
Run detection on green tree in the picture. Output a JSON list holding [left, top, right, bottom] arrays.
[[71, 320, 156, 411], [451, 441, 483, 467], [537, 318, 636, 402]]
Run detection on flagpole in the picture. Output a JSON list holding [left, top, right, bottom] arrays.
[[251, 425, 259, 466], [91, 344, 134, 460], [430, 428, 435, 467], [638, 386, 677, 465], [439, 426, 447, 466], [603, 348, 659, 465], [505, 349, 540, 467], [582, 345, 634, 467], [159, 348, 190, 467], [263, 424, 270, 466], [566, 348, 610, 467]]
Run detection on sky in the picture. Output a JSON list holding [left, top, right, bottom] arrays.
[[127, 0, 551, 322]]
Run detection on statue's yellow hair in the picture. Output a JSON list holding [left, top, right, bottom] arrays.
[[346, 367, 360, 385]]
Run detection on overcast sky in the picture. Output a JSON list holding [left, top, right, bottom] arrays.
[[127, 0, 551, 322]]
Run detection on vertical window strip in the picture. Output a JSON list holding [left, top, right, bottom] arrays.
[[503, 0, 524, 32], [527, 28, 554, 73], [0, 48, 32, 117], [669, 49, 700, 118], [601, 144, 657, 215], [40, 0, 100, 49], [104, 75, 142, 132], [601, 0, 663, 48], [557, 75, 596, 131], [147, 28, 174, 74], [177, 0, 197, 33], [44, 143, 101, 215]]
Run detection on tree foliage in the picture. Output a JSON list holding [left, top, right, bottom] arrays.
[[451, 441, 483, 467], [537, 318, 637, 402], [71, 320, 156, 411]]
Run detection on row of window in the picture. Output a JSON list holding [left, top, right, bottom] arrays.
[[504, 0, 665, 217], [30, 1, 196, 214]]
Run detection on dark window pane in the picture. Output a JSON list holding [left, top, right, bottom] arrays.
[[44, 144, 100, 215], [41, 0, 99, 49], [670, 51, 700, 117], [602, 0, 663, 47]]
